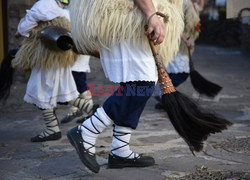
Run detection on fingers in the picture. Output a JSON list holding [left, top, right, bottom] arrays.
[[189, 44, 194, 49], [145, 26, 154, 36], [149, 27, 165, 45], [15, 32, 21, 39], [145, 15, 165, 45], [186, 40, 194, 49], [151, 28, 165, 44]]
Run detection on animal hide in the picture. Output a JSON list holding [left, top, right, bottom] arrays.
[[69, 0, 184, 66], [179, 0, 201, 55], [12, 17, 77, 72]]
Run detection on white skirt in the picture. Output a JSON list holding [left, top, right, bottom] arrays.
[[166, 52, 190, 74], [99, 40, 158, 83], [24, 66, 79, 109]]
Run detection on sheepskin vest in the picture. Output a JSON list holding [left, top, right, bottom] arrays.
[[12, 17, 77, 72], [69, 0, 184, 66], [179, 0, 201, 56]]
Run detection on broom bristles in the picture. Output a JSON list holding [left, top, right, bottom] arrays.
[[188, 47, 222, 98], [0, 49, 18, 101], [146, 26, 230, 154], [162, 91, 232, 153], [190, 70, 222, 97]]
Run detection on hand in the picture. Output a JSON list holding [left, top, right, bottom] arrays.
[[185, 39, 194, 49], [181, 35, 194, 49], [15, 32, 21, 38], [145, 13, 165, 45]]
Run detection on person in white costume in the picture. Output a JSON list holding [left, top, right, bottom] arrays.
[[14, 0, 96, 142], [66, 0, 184, 173], [155, 0, 204, 109], [167, 0, 204, 84], [61, 55, 99, 124]]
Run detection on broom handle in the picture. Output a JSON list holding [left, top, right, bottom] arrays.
[[146, 34, 164, 68], [144, 24, 161, 66], [145, 24, 176, 94], [188, 47, 192, 60], [148, 38, 158, 56], [188, 47, 195, 71]]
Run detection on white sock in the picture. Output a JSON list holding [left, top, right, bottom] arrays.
[[70, 106, 79, 114], [80, 107, 112, 154], [80, 90, 94, 116], [111, 125, 139, 159], [80, 90, 93, 102], [69, 91, 93, 115]]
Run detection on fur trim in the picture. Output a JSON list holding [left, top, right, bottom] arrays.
[[12, 17, 77, 72], [169, 0, 183, 12], [179, 0, 200, 55], [69, 0, 184, 66]]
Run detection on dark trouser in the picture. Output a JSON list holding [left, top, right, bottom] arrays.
[[57, 71, 88, 106], [155, 73, 189, 107], [72, 71, 87, 94], [169, 72, 189, 87], [103, 81, 155, 129]]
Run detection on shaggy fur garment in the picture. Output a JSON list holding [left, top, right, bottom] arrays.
[[179, 0, 201, 55], [69, 0, 184, 66], [12, 17, 77, 72]]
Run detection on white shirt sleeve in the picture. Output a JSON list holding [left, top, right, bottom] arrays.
[[71, 55, 91, 73], [17, 9, 40, 37], [17, 0, 69, 37]]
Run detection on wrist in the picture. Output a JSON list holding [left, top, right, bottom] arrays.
[[181, 36, 187, 42], [146, 12, 157, 23]]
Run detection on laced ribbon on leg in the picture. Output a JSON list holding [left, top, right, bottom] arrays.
[[111, 126, 139, 159], [70, 97, 93, 115], [80, 113, 110, 154], [67, 105, 80, 117], [39, 109, 60, 138], [80, 90, 94, 116]]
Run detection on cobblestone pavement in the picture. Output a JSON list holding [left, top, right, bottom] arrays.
[[0, 45, 250, 180]]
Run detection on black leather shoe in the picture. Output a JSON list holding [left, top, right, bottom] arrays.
[[76, 104, 99, 124], [67, 126, 100, 173], [61, 110, 82, 124], [30, 132, 61, 142], [108, 154, 155, 168]]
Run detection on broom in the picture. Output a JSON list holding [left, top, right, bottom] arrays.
[[146, 24, 232, 154], [188, 47, 222, 97], [0, 48, 19, 101]]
